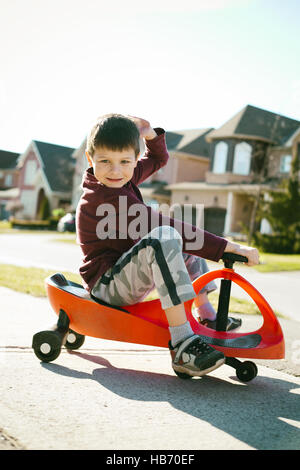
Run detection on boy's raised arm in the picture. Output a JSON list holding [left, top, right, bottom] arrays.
[[128, 116, 157, 140], [128, 115, 169, 185]]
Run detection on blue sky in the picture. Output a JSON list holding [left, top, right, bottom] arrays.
[[0, 0, 300, 153]]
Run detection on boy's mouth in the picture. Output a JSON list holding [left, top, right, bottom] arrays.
[[106, 177, 123, 182]]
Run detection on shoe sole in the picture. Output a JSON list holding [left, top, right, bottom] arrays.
[[227, 318, 242, 332], [202, 325, 241, 332], [173, 356, 225, 377]]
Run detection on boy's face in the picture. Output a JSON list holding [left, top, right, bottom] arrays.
[[86, 147, 138, 187]]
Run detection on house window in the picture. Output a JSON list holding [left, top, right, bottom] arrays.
[[24, 160, 37, 185], [5, 173, 13, 186], [280, 155, 292, 173], [212, 142, 228, 173], [233, 142, 252, 175]]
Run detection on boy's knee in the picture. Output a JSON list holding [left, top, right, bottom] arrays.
[[149, 225, 182, 244], [144, 226, 183, 265]]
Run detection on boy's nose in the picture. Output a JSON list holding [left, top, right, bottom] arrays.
[[110, 164, 121, 173]]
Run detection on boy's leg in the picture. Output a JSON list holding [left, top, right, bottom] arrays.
[[183, 253, 242, 331], [92, 225, 196, 346], [93, 226, 198, 309], [183, 254, 218, 321], [92, 225, 225, 376]]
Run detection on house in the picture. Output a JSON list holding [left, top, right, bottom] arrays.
[[0, 150, 20, 219], [139, 128, 214, 206], [167, 105, 300, 237], [15, 140, 75, 220]]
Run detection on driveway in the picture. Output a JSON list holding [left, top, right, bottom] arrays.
[[1, 285, 300, 450]]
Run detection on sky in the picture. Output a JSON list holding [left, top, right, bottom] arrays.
[[0, 0, 300, 153]]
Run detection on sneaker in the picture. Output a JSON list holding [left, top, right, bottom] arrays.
[[169, 335, 225, 377], [200, 316, 242, 331]]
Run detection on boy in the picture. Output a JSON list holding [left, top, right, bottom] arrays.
[[76, 114, 259, 378]]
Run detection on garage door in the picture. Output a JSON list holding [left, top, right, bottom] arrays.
[[204, 207, 226, 236]]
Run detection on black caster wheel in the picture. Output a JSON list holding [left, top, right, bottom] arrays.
[[65, 330, 85, 350], [174, 370, 192, 380], [32, 330, 62, 362], [236, 361, 258, 382]]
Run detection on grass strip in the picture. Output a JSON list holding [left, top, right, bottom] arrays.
[[0, 264, 81, 297], [0, 263, 274, 316]]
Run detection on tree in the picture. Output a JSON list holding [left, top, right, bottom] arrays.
[[247, 114, 281, 245], [254, 151, 300, 253], [247, 141, 269, 244]]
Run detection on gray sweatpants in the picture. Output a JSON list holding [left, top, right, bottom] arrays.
[[92, 225, 217, 310]]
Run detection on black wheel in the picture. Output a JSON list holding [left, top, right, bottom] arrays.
[[236, 361, 258, 382], [174, 370, 192, 380], [65, 330, 85, 350], [32, 330, 62, 363]]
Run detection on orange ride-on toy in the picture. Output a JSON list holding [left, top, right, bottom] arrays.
[[32, 253, 285, 382]]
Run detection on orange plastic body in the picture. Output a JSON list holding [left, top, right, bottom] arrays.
[[45, 267, 284, 360]]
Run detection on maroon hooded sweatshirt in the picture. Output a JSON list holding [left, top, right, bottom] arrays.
[[76, 128, 227, 292]]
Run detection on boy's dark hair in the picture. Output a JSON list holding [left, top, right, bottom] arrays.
[[86, 113, 140, 157]]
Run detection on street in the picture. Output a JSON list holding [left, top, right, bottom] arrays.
[[0, 233, 80, 272], [0, 232, 299, 321]]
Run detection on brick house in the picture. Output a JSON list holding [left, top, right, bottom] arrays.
[[139, 128, 213, 206], [0, 150, 20, 219], [168, 105, 300, 236], [15, 140, 75, 219]]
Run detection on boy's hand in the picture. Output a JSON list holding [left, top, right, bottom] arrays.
[[128, 115, 157, 140], [224, 241, 259, 267]]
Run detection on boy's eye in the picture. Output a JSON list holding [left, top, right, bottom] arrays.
[[97, 159, 131, 164]]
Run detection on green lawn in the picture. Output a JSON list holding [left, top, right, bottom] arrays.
[[0, 222, 296, 317], [255, 252, 300, 272], [1, 221, 300, 272], [144, 288, 282, 317], [0, 262, 275, 316], [0, 264, 81, 297], [0, 221, 75, 237], [50, 234, 300, 272]]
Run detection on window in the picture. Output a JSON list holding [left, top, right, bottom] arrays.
[[280, 155, 292, 173], [233, 142, 252, 175], [5, 173, 13, 186], [212, 142, 228, 174], [24, 160, 37, 185]]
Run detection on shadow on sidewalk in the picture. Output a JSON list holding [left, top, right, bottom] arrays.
[[42, 351, 300, 450]]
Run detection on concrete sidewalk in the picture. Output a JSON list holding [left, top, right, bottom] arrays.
[[1, 286, 300, 450]]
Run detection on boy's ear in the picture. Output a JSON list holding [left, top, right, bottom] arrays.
[[85, 151, 93, 167]]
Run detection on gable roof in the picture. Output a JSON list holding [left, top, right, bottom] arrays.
[[283, 126, 300, 147], [33, 140, 75, 192], [0, 150, 19, 170], [206, 105, 300, 145], [166, 128, 214, 158]]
